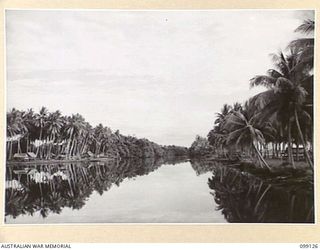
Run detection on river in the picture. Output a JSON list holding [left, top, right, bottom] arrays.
[[5, 158, 314, 223]]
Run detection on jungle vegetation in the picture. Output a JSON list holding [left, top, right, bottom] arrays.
[[190, 19, 314, 170]]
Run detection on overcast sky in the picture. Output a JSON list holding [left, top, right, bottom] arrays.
[[6, 10, 314, 146]]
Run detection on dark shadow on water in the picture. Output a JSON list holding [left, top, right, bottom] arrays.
[[6, 156, 314, 223], [190, 159, 314, 223], [5, 156, 188, 220]]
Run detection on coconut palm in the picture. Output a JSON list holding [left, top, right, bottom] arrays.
[[7, 109, 21, 159], [289, 19, 314, 70], [6, 109, 29, 158], [64, 114, 87, 158], [34, 107, 48, 158], [78, 122, 94, 155], [6, 107, 190, 161], [250, 50, 313, 169], [232, 102, 242, 112], [207, 104, 233, 155], [47, 110, 64, 158], [214, 104, 232, 126], [22, 108, 36, 153], [223, 110, 271, 170]]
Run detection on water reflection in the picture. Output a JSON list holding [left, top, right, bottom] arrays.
[[6, 157, 314, 223], [5, 157, 188, 220], [191, 159, 314, 223]]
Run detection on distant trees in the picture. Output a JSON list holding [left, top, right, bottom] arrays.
[[6, 107, 188, 161], [189, 135, 213, 157]]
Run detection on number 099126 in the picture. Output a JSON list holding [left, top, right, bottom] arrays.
[[300, 244, 318, 248]]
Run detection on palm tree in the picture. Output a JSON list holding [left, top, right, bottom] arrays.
[[214, 104, 232, 126], [47, 110, 64, 159], [250, 50, 313, 169], [7, 109, 21, 159], [289, 19, 314, 69], [93, 124, 104, 155], [34, 107, 48, 158], [223, 110, 271, 170], [296, 19, 314, 33], [207, 104, 232, 156], [78, 122, 94, 155], [16, 111, 28, 154], [23, 108, 36, 153], [6, 107, 189, 162], [64, 114, 86, 158], [6, 109, 29, 157], [232, 102, 242, 112]]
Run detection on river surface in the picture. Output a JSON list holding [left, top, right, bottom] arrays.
[[5, 158, 314, 223]]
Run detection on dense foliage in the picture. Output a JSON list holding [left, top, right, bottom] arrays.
[[190, 159, 314, 223], [6, 108, 188, 161], [194, 19, 314, 169]]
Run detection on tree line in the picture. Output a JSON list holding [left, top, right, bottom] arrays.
[[6, 107, 188, 161], [191, 19, 314, 170]]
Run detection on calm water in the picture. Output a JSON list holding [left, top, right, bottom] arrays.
[[5, 158, 314, 223]]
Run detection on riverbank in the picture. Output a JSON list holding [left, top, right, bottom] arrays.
[[6, 158, 114, 166], [190, 156, 313, 182], [7, 155, 191, 166]]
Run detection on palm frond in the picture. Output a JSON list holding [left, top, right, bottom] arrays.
[[295, 19, 315, 34], [270, 51, 290, 76], [248, 90, 274, 112], [226, 127, 247, 145], [235, 130, 249, 147], [300, 110, 311, 122], [288, 38, 314, 51], [254, 129, 265, 144], [295, 85, 307, 105], [267, 69, 283, 79], [274, 77, 295, 93], [250, 75, 276, 88]]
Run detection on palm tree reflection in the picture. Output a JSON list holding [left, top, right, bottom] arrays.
[[204, 163, 314, 223], [5, 157, 183, 220]]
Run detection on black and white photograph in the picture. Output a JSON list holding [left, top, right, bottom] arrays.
[[5, 9, 315, 224]]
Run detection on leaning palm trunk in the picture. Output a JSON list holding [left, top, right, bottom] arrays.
[[294, 109, 313, 169], [252, 142, 271, 170], [66, 128, 74, 159], [80, 136, 88, 155], [287, 121, 295, 168]]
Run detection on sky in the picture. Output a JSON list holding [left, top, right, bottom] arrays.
[[6, 10, 314, 147]]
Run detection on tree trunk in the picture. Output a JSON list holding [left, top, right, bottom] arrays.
[[287, 121, 295, 168], [8, 132, 14, 160], [80, 136, 88, 155], [294, 109, 313, 169], [69, 139, 75, 157], [253, 142, 271, 170], [48, 134, 55, 159], [26, 135, 29, 152], [36, 127, 43, 158], [17, 138, 21, 154], [272, 143, 275, 158], [8, 141, 13, 160], [66, 128, 74, 159]]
